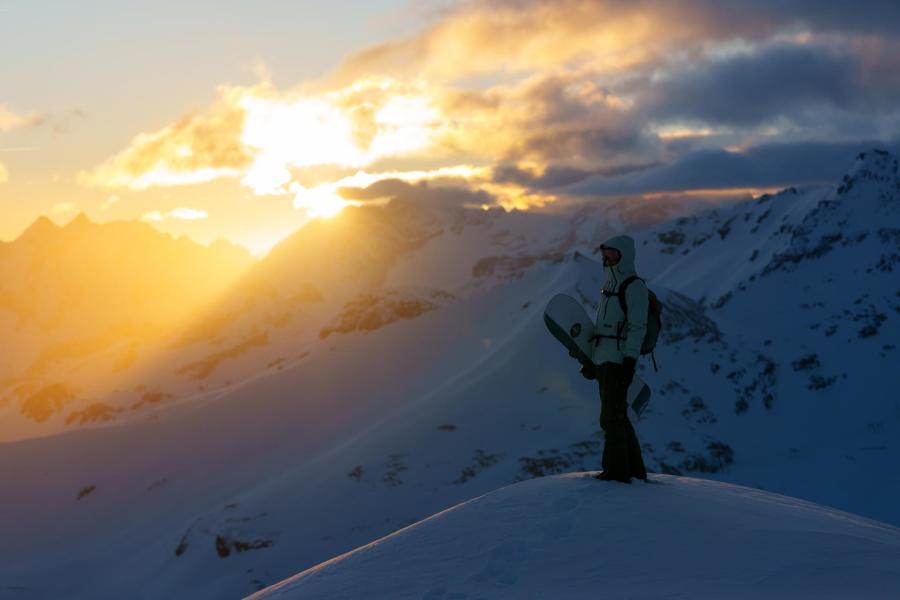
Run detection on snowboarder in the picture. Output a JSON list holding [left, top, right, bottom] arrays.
[[581, 234, 648, 483]]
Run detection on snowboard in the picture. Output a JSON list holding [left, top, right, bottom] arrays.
[[544, 293, 652, 418]]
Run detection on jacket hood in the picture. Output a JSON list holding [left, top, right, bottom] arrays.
[[599, 234, 637, 278]]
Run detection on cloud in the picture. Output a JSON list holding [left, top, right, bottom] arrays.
[[78, 85, 256, 190], [141, 207, 209, 222], [491, 161, 659, 191], [713, 0, 900, 36], [289, 165, 487, 217], [49, 202, 79, 215], [333, 167, 557, 211], [168, 207, 209, 220], [641, 41, 900, 127], [328, 0, 900, 157], [80, 78, 450, 195], [77, 0, 900, 212], [237, 77, 444, 194], [101, 195, 120, 210], [0, 104, 45, 132], [455, 71, 658, 166], [319, 70, 658, 173], [567, 139, 900, 196], [0, 161, 7, 183], [332, 0, 723, 83], [332, 0, 900, 84], [338, 177, 494, 209]]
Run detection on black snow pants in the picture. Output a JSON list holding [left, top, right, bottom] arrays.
[[598, 361, 647, 481]]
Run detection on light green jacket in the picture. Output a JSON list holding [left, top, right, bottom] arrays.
[[591, 234, 648, 366]]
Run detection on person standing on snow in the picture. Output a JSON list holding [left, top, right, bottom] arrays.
[[581, 234, 648, 483]]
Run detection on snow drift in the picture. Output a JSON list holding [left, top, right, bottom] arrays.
[[250, 473, 900, 600]]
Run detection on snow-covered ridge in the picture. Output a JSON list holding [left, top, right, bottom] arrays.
[[635, 149, 899, 308], [839, 149, 900, 195], [250, 472, 900, 600]]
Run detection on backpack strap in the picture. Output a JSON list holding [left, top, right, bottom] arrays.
[[599, 277, 642, 352], [600, 275, 643, 317]]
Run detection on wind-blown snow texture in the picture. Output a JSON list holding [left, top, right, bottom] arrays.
[[0, 151, 898, 598], [250, 473, 900, 600]]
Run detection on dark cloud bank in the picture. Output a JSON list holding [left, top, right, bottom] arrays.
[[566, 139, 900, 196]]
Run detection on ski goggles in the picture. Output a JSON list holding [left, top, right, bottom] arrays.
[[598, 244, 622, 261]]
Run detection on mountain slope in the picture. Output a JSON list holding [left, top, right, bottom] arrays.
[[0, 151, 898, 598], [2, 246, 895, 598], [0, 214, 256, 439], [250, 473, 900, 600], [0, 181, 694, 442], [623, 150, 900, 522]]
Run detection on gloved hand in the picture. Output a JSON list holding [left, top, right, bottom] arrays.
[[580, 362, 597, 380], [622, 356, 637, 386]]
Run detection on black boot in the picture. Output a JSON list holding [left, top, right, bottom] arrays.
[[594, 471, 631, 484]]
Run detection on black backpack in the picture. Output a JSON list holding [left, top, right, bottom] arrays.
[[607, 275, 663, 371]]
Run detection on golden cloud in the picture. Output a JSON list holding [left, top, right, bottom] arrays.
[[79, 1, 749, 212], [168, 207, 209, 220], [236, 77, 444, 194], [49, 202, 79, 215], [141, 207, 209, 222], [80, 77, 452, 196], [0, 161, 7, 183], [78, 66, 648, 213], [426, 69, 655, 168], [78, 85, 258, 190], [331, 0, 719, 83], [0, 104, 45, 132]]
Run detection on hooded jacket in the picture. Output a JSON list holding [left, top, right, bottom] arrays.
[[591, 234, 648, 366]]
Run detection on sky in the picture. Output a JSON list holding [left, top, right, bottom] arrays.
[[2, 0, 899, 255]]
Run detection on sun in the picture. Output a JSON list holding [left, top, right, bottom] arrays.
[[235, 80, 440, 198], [292, 183, 351, 218]]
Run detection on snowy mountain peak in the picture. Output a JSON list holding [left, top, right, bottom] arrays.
[[65, 211, 94, 229], [14, 214, 59, 243], [837, 149, 900, 201], [846, 148, 899, 180]]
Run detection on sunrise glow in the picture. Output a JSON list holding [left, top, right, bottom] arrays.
[[2, 0, 897, 257], [290, 182, 352, 218], [3, 3, 899, 597]]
